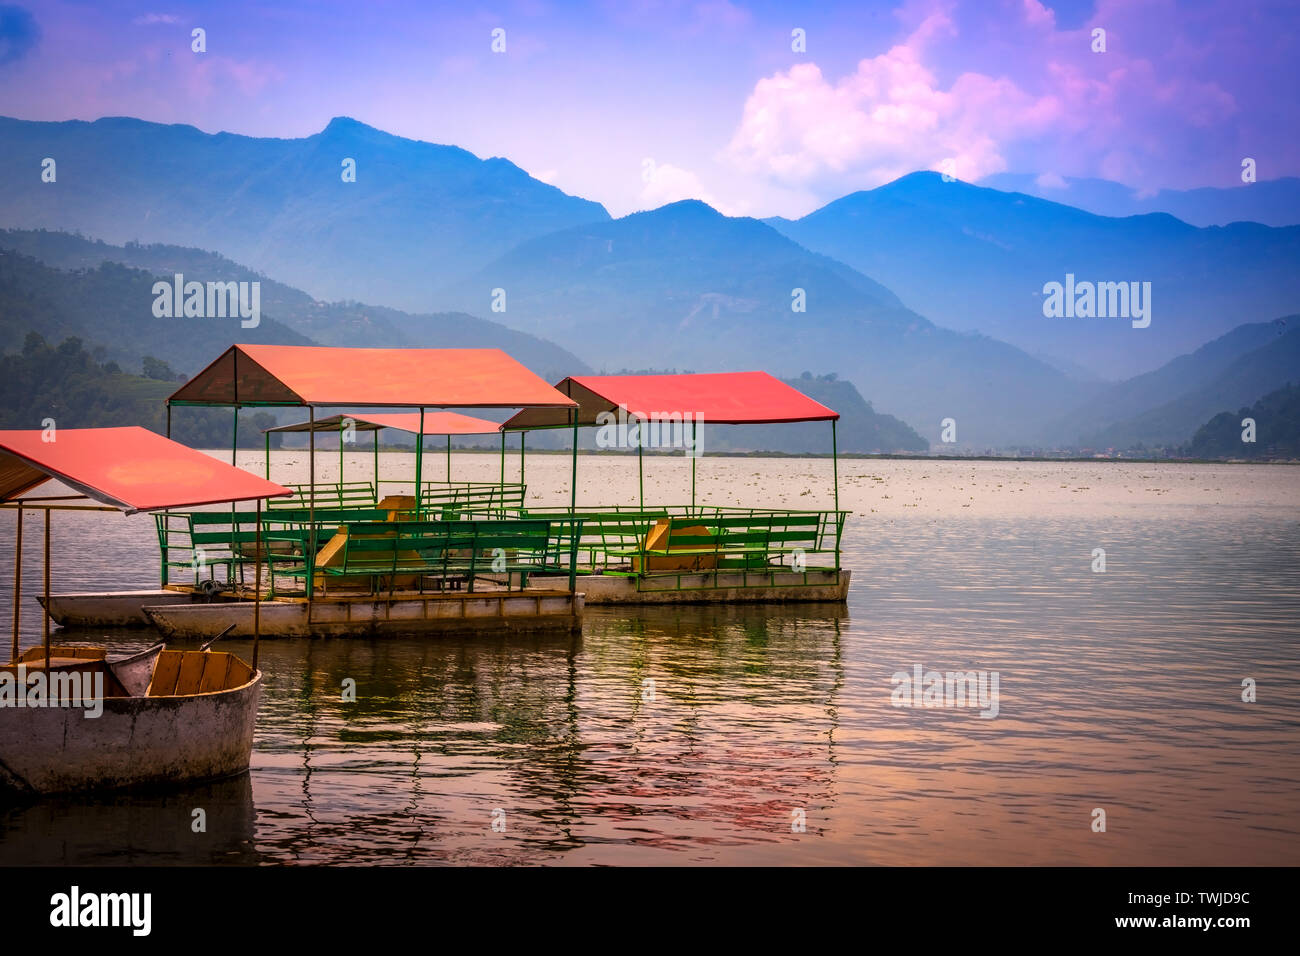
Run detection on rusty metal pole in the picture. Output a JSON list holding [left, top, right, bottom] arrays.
[[252, 498, 262, 673], [11, 502, 22, 662], [42, 508, 51, 670]]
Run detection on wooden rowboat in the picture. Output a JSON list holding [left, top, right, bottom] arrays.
[[1, 426, 287, 797], [0, 645, 261, 795]]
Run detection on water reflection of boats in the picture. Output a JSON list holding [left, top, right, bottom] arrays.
[[246, 610, 843, 863], [1, 426, 282, 795], [0, 773, 257, 865]]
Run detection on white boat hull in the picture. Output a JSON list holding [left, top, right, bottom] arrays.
[[521, 568, 851, 604], [39, 589, 216, 628], [143, 590, 585, 639], [0, 673, 261, 795]]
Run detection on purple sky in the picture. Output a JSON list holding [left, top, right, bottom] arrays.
[[1, 0, 1294, 217]]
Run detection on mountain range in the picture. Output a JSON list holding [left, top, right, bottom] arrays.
[[1, 114, 1296, 454], [0, 232, 924, 454], [0, 115, 609, 313], [980, 173, 1300, 229], [0, 228, 589, 383], [766, 172, 1300, 379]]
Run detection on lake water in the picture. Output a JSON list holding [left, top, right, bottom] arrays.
[[2, 452, 1298, 865]]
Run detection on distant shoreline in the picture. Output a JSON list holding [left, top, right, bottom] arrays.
[[261, 446, 1300, 465]]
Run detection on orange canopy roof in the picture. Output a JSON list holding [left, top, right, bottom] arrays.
[[169, 345, 579, 409], [265, 411, 503, 436], [0, 427, 292, 513], [502, 372, 839, 430]]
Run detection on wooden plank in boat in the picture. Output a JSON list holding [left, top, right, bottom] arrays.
[[198, 652, 232, 693], [16, 645, 106, 663], [226, 655, 254, 688], [147, 649, 184, 696], [174, 652, 207, 696]]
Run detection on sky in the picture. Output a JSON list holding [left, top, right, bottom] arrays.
[[0, 0, 1295, 218]]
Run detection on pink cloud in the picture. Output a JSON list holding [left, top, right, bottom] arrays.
[[725, 0, 1247, 193], [726, 43, 1060, 187]]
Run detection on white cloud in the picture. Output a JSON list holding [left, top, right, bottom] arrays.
[[725, 47, 1061, 190], [638, 160, 741, 214]]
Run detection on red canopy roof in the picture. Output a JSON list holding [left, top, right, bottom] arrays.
[[502, 372, 839, 430], [169, 345, 578, 409], [264, 411, 503, 436], [0, 427, 292, 513]]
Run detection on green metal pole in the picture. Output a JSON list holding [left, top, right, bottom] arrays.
[[339, 421, 344, 486], [519, 431, 525, 484], [415, 408, 425, 519], [832, 418, 840, 575], [638, 421, 644, 510], [500, 431, 505, 487], [446, 434, 451, 482], [264, 432, 270, 480], [373, 429, 379, 500], [690, 419, 696, 511], [231, 407, 238, 581], [569, 410, 578, 515], [308, 406, 316, 600]]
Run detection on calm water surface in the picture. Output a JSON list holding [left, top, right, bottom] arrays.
[[2, 453, 1298, 865]]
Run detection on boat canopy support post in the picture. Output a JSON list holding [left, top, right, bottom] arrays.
[[307, 406, 316, 601], [264, 432, 271, 480], [520, 432, 525, 486], [415, 407, 425, 519], [832, 418, 840, 575], [569, 410, 579, 516], [42, 508, 50, 670], [252, 498, 262, 673], [690, 419, 697, 512], [374, 430, 380, 499], [445, 434, 451, 482], [638, 421, 644, 510], [499, 431, 505, 488], [10, 501, 21, 662]]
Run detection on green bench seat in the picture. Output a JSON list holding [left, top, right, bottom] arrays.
[[267, 481, 378, 510], [279, 518, 559, 593]]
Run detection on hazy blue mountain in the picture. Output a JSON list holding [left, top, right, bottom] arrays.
[[766, 172, 1300, 379], [0, 333, 282, 448], [0, 247, 311, 375], [442, 199, 1092, 448], [1081, 324, 1300, 450], [1185, 383, 1300, 460], [981, 173, 1300, 228], [1044, 316, 1297, 445], [0, 229, 591, 382], [777, 375, 927, 453], [0, 116, 610, 313]]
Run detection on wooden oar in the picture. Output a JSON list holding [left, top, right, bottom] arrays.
[[200, 623, 238, 652]]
